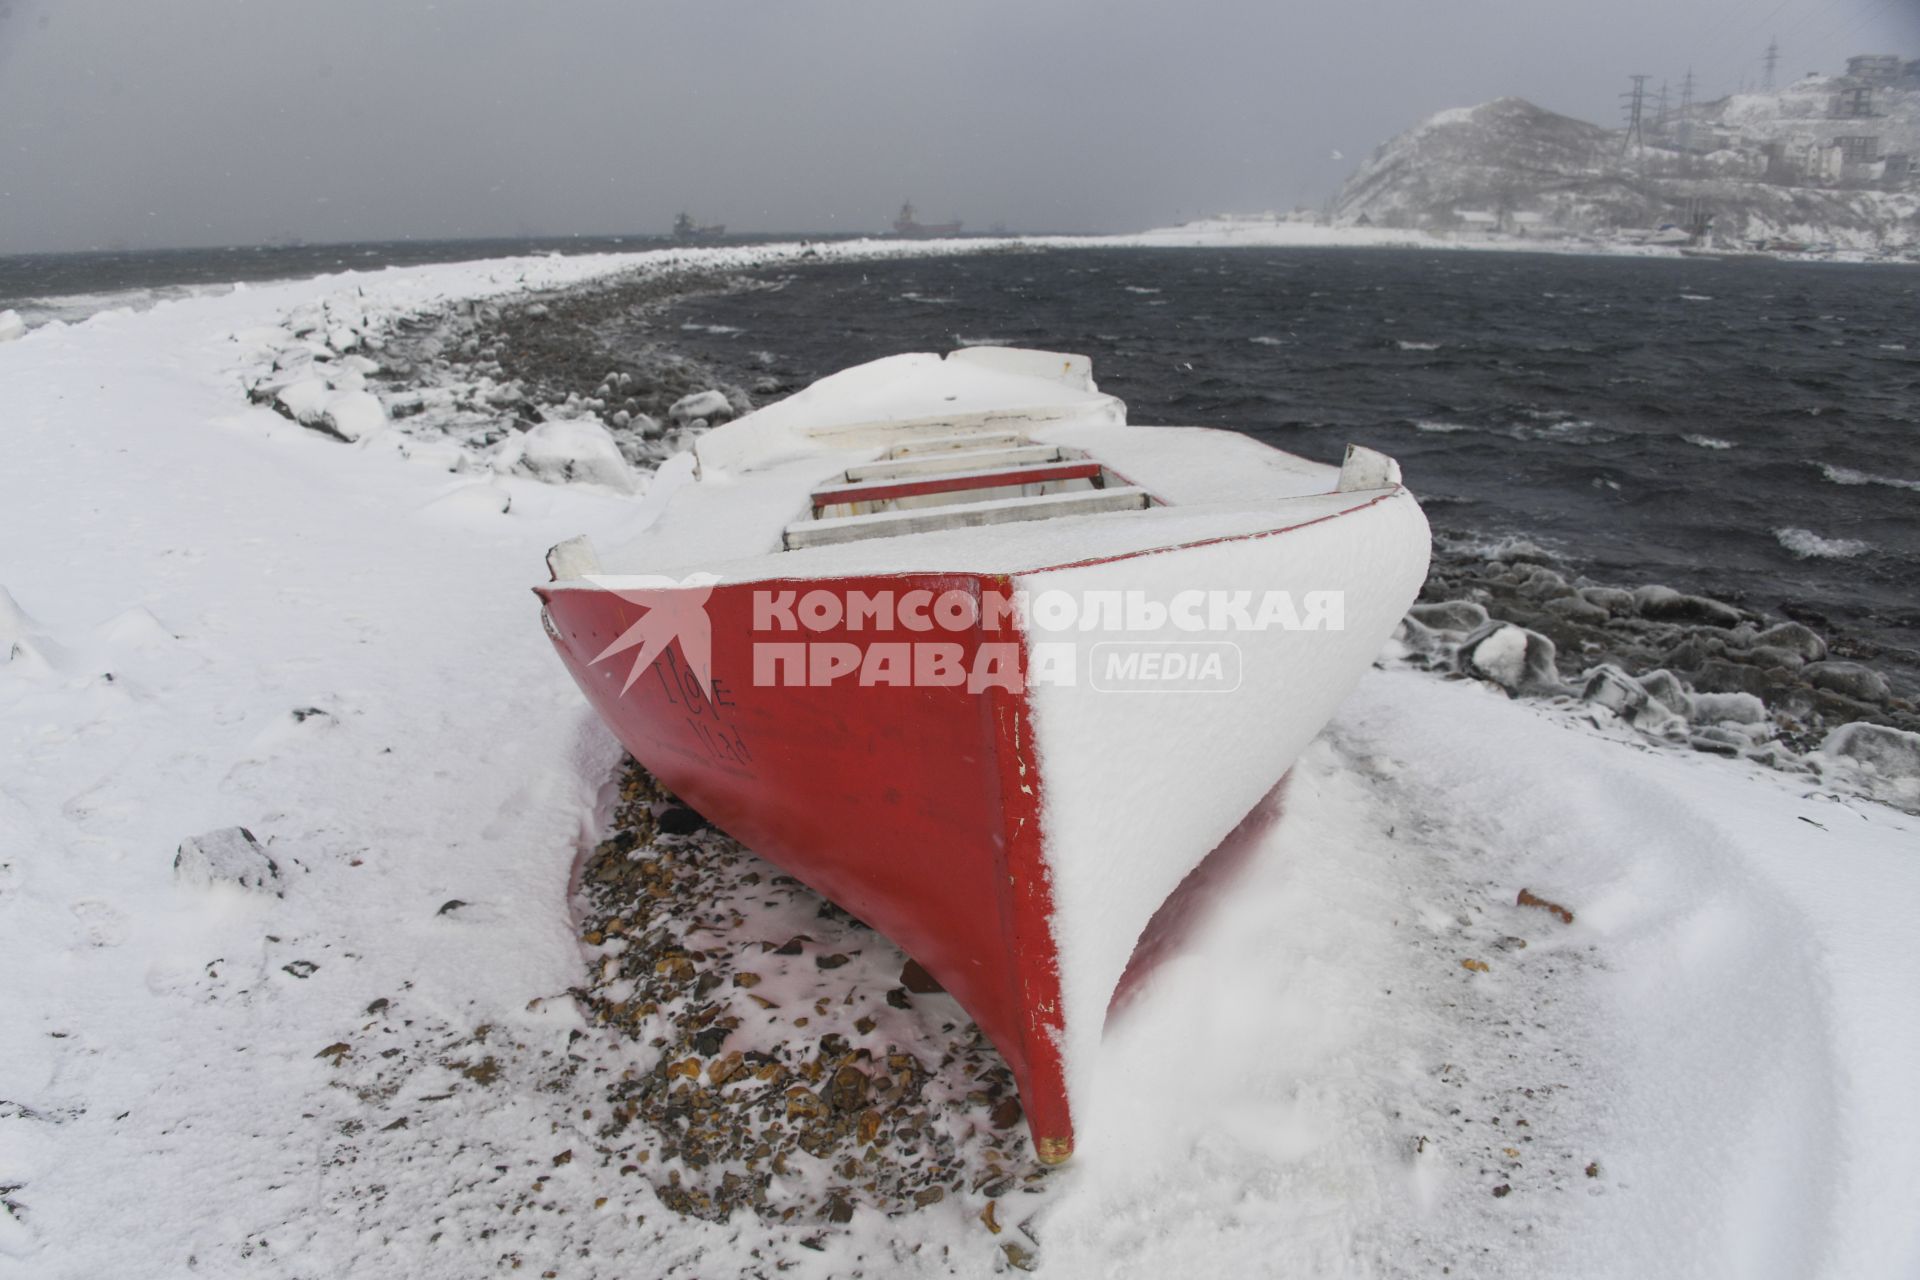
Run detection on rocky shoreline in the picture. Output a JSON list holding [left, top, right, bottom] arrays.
[[569, 764, 1047, 1263], [1399, 532, 1919, 809]]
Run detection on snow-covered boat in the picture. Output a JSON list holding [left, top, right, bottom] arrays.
[[536, 349, 1430, 1162]]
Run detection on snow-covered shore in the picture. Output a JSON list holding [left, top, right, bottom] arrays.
[[3, 246, 1918, 1278]]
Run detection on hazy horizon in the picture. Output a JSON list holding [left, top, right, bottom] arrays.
[[1, 0, 1913, 255]]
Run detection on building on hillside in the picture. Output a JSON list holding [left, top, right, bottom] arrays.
[[1446, 209, 1501, 238], [1847, 55, 1904, 84]]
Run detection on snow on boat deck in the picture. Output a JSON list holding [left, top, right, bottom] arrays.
[[2, 245, 1917, 1278]]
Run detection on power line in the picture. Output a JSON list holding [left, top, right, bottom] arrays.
[[1807, 0, 1901, 60]]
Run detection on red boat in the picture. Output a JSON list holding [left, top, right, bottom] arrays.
[[536, 349, 1429, 1163]]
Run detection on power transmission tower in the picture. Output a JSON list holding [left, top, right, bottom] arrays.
[[1656, 80, 1671, 134], [1621, 74, 1650, 156], [1763, 39, 1780, 93], [1678, 67, 1696, 174]]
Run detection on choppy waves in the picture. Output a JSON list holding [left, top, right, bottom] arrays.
[[1775, 527, 1874, 559], [1818, 463, 1920, 492]]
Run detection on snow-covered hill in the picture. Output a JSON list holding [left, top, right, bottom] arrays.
[[1334, 65, 1920, 249]]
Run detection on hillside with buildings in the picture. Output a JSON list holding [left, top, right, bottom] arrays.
[[1333, 54, 1920, 250]]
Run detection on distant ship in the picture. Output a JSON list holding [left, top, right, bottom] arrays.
[[892, 202, 963, 238], [672, 212, 727, 242]]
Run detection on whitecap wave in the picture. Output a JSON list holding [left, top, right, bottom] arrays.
[[1396, 340, 1442, 351], [1683, 434, 1735, 450], [1817, 463, 1920, 492], [1775, 527, 1872, 559]]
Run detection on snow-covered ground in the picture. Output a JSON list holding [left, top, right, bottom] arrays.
[[3, 247, 1917, 1278]]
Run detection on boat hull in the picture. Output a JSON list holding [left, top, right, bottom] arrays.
[[539, 572, 1078, 1159]]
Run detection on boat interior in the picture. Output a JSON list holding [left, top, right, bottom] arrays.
[[784, 430, 1159, 550]]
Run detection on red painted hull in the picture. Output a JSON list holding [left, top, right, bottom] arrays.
[[538, 572, 1081, 1160]]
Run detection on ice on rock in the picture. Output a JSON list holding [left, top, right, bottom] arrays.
[[323, 365, 367, 393], [1460, 622, 1563, 695], [0, 309, 25, 342], [1578, 585, 1636, 616], [1805, 661, 1891, 705], [274, 377, 332, 424], [1391, 614, 1444, 661], [1545, 594, 1611, 626], [1632, 584, 1744, 629], [669, 389, 733, 423], [1751, 621, 1827, 663], [316, 390, 387, 443], [1407, 600, 1489, 632], [1690, 691, 1769, 725], [174, 827, 282, 895], [1578, 663, 1679, 730], [499, 419, 639, 493], [1816, 723, 1920, 810]]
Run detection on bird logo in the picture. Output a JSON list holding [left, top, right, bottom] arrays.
[[583, 573, 721, 699]]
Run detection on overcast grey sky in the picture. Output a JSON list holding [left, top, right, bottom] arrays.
[[0, 0, 1912, 253]]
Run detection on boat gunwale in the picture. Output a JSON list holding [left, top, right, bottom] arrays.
[[539, 484, 1411, 593]]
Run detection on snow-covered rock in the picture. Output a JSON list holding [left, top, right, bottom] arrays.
[[1577, 663, 1685, 732], [0, 309, 26, 342], [1459, 622, 1563, 695], [1816, 722, 1920, 810], [499, 418, 639, 493], [1805, 660, 1892, 704], [669, 389, 733, 423], [316, 390, 387, 443], [174, 827, 282, 895], [1407, 600, 1488, 632], [1632, 585, 1744, 629], [1750, 621, 1828, 663], [274, 377, 332, 424]]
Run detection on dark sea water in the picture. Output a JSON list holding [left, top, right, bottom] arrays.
[[657, 248, 1920, 685]]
